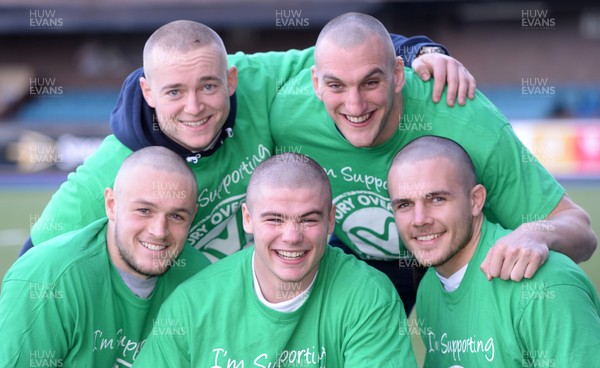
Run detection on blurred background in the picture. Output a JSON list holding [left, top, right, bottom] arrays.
[[0, 0, 599, 364]]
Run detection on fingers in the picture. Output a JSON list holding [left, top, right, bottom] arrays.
[[482, 243, 509, 280], [523, 257, 545, 279], [411, 57, 431, 82], [507, 250, 546, 281], [466, 69, 476, 100], [456, 67, 476, 106], [480, 241, 549, 282], [412, 53, 476, 107], [480, 249, 493, 281], [443, 60, 458, 107], [456, 68, 469, 106], [508, 257, 529, 282], [428, 56, 447, 105]]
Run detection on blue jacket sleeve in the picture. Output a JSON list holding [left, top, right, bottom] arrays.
[[390, 34, 449, 67]]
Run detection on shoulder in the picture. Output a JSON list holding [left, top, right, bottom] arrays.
[[321, 247, 398, 303], [5, 219, 108, 286], [161, 246, 212, 285], [529, 251, 596, 291], [155, 248, 252, 315], [59, 134, 131, 192], [402, 68, 509, 136], [172, 247, 251, 293], [79, 135, 132, 170], [227, 48, 315, 69]]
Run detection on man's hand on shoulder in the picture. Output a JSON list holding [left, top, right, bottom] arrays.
[[413, 53, 476, 107], [480, 228, 549, 282]]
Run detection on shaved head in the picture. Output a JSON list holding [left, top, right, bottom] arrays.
[[315, 12, 396, 69], [106, 146, 198, 279], [115, 146, 197, 200], [142, 20, 227, 80], [389, 136, 477, 191], [246, 153, 332, 210]]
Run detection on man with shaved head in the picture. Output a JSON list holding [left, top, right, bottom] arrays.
[[133, 153, 418, 367], [387, 136, 600, 367], [26, 18, 476, 263], [140, 20, 235, 153], [0, 146, 210, 367], [269, 12, 596, 311]]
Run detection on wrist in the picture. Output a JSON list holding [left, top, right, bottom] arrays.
[[417, 46, 445, 58]]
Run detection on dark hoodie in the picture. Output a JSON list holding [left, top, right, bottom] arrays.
[[109, 67, 236, 163]]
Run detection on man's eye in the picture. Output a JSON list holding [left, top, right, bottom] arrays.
[[365, 80, 379, 87], [137, 208, 150, 215], [203, 84, 216, 92], [170, 213, 185, 221], [394, 202, 409, 211], [328, 83, 342, 90], [167, 90, 179, 97]]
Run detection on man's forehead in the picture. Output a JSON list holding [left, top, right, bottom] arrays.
[[390, 161, 462, 196], [317, 35, 386, 60], [250, 183, 328, 207], [317, 48, 390, 79], [150, 44, 225, 70]]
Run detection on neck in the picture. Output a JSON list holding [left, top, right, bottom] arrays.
[[436, 215, 484, 278]]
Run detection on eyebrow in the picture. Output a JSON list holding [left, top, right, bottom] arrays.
[[260, 210, 324, 219], [132, 200, 195, 216], [391, 190, 453, 207], [159, 76, 222, 93], [322, 67, 386, 83]]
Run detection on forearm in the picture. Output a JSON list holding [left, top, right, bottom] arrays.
[[536, 205, 597, 262]]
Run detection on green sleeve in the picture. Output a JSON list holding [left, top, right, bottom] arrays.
[[481, 124, 565, 228], [0, 278, 71, 366], [517, 276, 600, 365], [31, 135, 132, 245], [343, 300, 418, 367], [133, 292, 192, 367]]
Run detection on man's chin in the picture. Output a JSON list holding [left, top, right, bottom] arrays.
[[136, 265, 170, 278], [344, 136, 375, 148]]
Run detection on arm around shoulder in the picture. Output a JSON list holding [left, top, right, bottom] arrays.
[[542, 194, 597, 262]]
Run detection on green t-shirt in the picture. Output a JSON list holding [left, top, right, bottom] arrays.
[[269, 68, 564, 260], [30, 48, 316, 262], [0, 218, 210, 367], [417, 220, 600, 367], [132, 246, 418, 367]]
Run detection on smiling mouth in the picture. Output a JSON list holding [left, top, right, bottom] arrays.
[[415, 232, 444, 242], [181, 116, 210, 128], [140, 241, 168, 251], [275, 250, 307, 260], [343, 112, 372, 124]]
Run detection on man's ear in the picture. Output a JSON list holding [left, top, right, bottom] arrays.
[[241, 203, 253, 234], [140, 77, 156, 108], [227, 66, 238, 96], [104, 187, 117, 221], [393, 56, 406, 93], [311, 66, 323, 101], [470, 184, 487, 217]]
